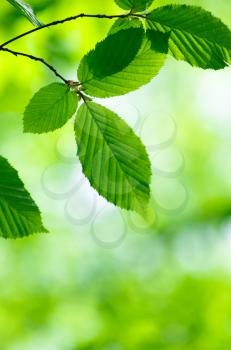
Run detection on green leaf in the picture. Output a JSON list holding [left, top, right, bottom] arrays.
[[0, 156, 47, 239], [79, 27, 144, 80], [78, 29, 168, 98], [146, 5, 231, 69], [75, 102, 151, 213], [6, 0, 43, 27], [115, 0, 154, 12], [24, 83, 78, 134]]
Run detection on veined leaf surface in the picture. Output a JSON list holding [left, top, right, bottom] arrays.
[[78, 29, 169, 97], [24, 83, 78, 134], [75, 102, 151, 213], [146, 5, 231, 69], [0, 156, 47, 238]]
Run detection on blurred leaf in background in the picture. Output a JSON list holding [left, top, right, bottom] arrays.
[[6, 0, 43, 27]]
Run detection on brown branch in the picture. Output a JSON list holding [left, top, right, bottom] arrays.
[[0, 13, 142, 49], [1, 48, 68, 84], [0, 12, 147, 87]]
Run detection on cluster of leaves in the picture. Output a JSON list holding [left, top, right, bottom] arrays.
[[1, 0, 231, 238]]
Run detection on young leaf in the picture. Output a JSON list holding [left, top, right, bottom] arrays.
[[24, 83, 78, 134], [115, 0, 154, 12], [6, 0, 43, 27], [146, 5, 231, 69], [0, 156, 47, 239], [75, 102, 151, 213], [79, 27, 144, 79], [78, 30, 169, 98]]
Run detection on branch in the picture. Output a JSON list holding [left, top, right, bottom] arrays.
[[0, 13, 142, 49], [0, 11, 147, 88], [1, 48, 68, 84]]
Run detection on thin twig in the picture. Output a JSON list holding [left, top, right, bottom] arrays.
[[0, 13, 138, 49], [0, 12, 148, 87], [1, 47, 68, 83]]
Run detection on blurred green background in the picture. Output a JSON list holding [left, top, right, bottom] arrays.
[[0, 0, 231, 349]]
